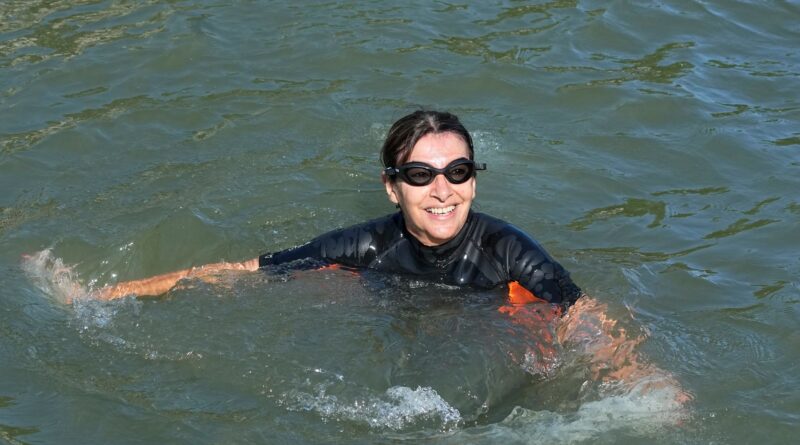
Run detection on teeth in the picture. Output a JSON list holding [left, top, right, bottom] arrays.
[[426, 205, 456, 215]]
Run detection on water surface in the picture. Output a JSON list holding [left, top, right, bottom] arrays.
[[1, 1, 798, 443]]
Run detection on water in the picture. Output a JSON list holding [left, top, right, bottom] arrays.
[[1, 0, 798, 443]]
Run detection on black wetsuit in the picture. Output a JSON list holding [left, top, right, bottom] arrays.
[[259, 211, 582, 306]]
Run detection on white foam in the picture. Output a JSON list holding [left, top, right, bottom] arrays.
[[284, 384, 462, 431], [472, 130, 502, 155], [282, 373, 686, 441], [457, 380, 688, 444], [72, 297, 128, 330], [21, 248, 89, 305], [21, 249, 137, 330], [521, 347, 562, 378]]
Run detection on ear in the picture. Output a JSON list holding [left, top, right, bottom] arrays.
[[382, 173, 400, 205], [470, 175, 477, 200]]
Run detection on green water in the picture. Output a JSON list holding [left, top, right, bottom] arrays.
[[2, 1, 798, 443]]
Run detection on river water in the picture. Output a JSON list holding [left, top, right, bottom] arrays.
[[1, 1, 798, 443]]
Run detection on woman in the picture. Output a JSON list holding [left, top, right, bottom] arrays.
[[98, 110, 581, 306], [85, 110, 688, 405]]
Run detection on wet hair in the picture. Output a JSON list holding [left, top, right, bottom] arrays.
[[380, 110, 474, 172]]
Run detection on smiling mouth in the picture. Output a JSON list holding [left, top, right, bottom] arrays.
[[426, 205, 456, 215]]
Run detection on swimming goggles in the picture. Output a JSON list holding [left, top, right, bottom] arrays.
[[384, 158, 487, 186]]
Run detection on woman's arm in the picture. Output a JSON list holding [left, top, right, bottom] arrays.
[[93, 258, 260, 301], [501, 286, 689, 405], [557, 295, 646, 381], [557, 295, 691, 403]]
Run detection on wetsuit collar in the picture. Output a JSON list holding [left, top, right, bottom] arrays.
[[399, 210, 474, 267]]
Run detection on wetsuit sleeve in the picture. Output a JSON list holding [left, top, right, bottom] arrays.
[[495, 225, 582, 306], [258, 220, 382, 269]]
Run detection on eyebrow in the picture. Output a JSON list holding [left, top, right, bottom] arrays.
[[401, 157, 470, 166]]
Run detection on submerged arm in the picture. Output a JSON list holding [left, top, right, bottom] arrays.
[[557, 295, 646, 381], [94, 258, 260, 301], [501, 282, 689, 405], [557, 294, 690, 403]]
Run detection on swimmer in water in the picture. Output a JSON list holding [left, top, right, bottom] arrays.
[[72, 110, 689, 405], [94, 110, 579, 306]]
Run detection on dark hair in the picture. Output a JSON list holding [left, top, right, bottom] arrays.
[[380, 110, 474, 171]]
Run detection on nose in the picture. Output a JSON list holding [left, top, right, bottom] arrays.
[[429, 173, 453, 201]]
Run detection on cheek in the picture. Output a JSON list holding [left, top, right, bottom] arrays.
[[396, 184, 425, 206], [458, 181, 476, 201]]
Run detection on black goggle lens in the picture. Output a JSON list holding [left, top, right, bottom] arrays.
[[446, 164, 471, 183], [403, 166, 436, 185]]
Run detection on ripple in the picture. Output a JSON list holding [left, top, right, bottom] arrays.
[[703, 218, 778, 240], [1, 0, 798, 443], [569, 198, 666, 231], [0, 76, 347, 156], [574, 244, 713, 267], [475, 0, 579, 26], [557, 41, 695, 90], [710, 103, 750, 118], [0, 0, 169, 68], [0, 196, 58, 237], [773, 136, 800, 147], [651, 186, 729, 197], [0, 418, 39, 445], [753, 280, 789, 300], [1, 95, 156, 156], [743, 197, 780, 216], [62, 86, 108, 99], [661, 262, 717, 279]]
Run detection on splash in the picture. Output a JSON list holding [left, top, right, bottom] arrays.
[[497, 294, 691, 442], [21, 249, 90, 305], [283, 383, 462, 431], [456, 383, 687, 444], [20, 249, 140, 331], [521, 346, 562, 379]]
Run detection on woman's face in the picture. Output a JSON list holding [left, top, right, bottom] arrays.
[[383, 131, 476, 246]]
